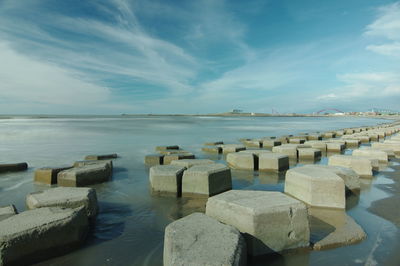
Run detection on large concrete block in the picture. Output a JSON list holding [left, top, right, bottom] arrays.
[[34, 166, 73, 185], [206, 190, 310, 255], [304, 141, 327, 151], [26, 187, 98, 218], [73, 160, 113, 169], [149, 165, 186, 196], [272, 144, 298, 159], [298, 148, 321, 160], [164, 213, 246, 266], [182, 163, 232, 197], [259, 153, 289, 172], [307, 134, 323, 141], [201, 146, 222, 153], [289, 138, 306, 144], [221, 144, 246, 154], [57, 164, 112, 187], [242, 139, 262, 148], [352, 148, 388, 163], [155, 145, 179, 151], [170, 159, 214, 168], [227, 152, 255, 170], [0, 162, 28, 173], [343, 139, 360, 148], [204, 141, 224, 146], [328, 155, 374, 177], [326, 142, 345, 152], [262, 139, 282, 148], [0, 205, 17, 221], [144, 154, 164, 166], [0, 207, 88, 265], [158, 149, 192, 155], [323, 132, 336, 138], [284, 166, 345, 209], [302, 165, 360, 193], [84, 154, 117, 160], [372, 143, 400, 156], [163, 153, 195, 165]]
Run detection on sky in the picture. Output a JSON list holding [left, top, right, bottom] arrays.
[[0, 0, 399, 114]]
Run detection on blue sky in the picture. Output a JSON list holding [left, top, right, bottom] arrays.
[[0, 0, 399, 114]]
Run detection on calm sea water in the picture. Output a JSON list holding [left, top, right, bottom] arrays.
[[0, 115, 398, 266]]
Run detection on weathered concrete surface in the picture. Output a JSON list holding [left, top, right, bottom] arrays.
[[262, 139, 282, 148], [201, 146, 222, 154], [164, 212, 246, 266], [302, 165, 360, 193], [204, 141, 224, 146], [307, 134, 322, 141], [155, 145, 179, 151], [206, 190, 310, 255], [289, 138, 306, 144], [328, 155, 374, 177], [182, 163, 232, 197], [57, 164, 112, 187], [309, 208, 366, 250], [34, 166, 73, 185], [73, 160, 113, 169], [26, 187, 98, 218], [0, 207, 88, 265], [84, 154, 117, 160], [272, 145, 298, 159], [149, 165, 186, 196], [352, 148, 388, 163], [372, 143, 400, 156], [343, 139, 360, 148], [259, 153, 289, 172], [0, 205, 17, 221], [144, 154, 164, 166], [0, 163, 28, 173], [227, 152, 256, 170], [285, 166, 346, 209], [326, 142, 345, 152], [304, 141, 327, 152], [298, 148, 321, 160], [170, 159, 214, 168], [163, 153, 195, 165], [221, 144, 246, 154]]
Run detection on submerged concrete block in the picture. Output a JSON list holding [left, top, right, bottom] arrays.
[[204, 141, 224, 146], [182, 163, 232, 197], [0, 162, 28, 173], [164, 212, 246, 266], [259, 153, 289, 172], [328, 155, 373, 177], [155, 145, 179, 151], [26, 187, 98, 218], [352, 148, 388, 163], [57, 164, 112, 187], [221, 144, 246, 154], [285, 166, 345, 209], [298, 148, 321, 160], [84, 154, 117, 160], [206, 190, 310, 255], [226, 152, 255, 170], [201, 146, 222, 154], [149, 165, 186, 196], [0, 207, 88, 265], [144, 154, 164, 166], [170, 159, 214, 168], [163, 153, 195, 165], [34, 166, 73, 185], [326, 142, 345, 152], [0, 205, 17, 221]]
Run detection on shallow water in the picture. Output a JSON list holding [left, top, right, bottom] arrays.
[[0, 115, 398, 266]]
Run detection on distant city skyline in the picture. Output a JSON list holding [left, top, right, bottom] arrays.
[[0, 0, 399, 114]]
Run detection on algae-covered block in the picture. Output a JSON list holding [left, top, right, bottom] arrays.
[[164, 213, 246, 266], [206, 190, 310, 256]]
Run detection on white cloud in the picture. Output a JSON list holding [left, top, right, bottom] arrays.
[[366, 42, 400, 57], [317, 93, 338, 100]]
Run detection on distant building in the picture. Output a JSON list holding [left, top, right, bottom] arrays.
[[230, 109, 243, 113]]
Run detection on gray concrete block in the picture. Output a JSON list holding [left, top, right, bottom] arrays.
[[170, 159, 215, 168], [57, 164, 112, 187], [259, 153, 289, 172], [0, 205, 17, 222], [34, 166, 73, 185], [155, 145, 179, 151], [144, 154, 164, 166], [298, 148, 321, 160], [163, 153, 195, 165], [149, 165, 186, 196], [84, 154, 117, 160]]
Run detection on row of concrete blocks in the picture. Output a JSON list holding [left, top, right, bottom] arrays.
[[145, 145, 196, 166], [150, 160, 232, 197], [34, 154, 117, 186], [164, 188, 366, 265], [0, 187, 99, 265]]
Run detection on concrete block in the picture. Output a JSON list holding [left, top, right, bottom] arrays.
[[57, 164, 112, 187], [84, 154, 117, 160], [289, 138, 306, 144], [206, 190, 310, 255], [221, 144, 246, 154], [259, 153, 289, 172], [272, 144, 298, 159], [0, 205, 17, 221], [170, 159, 214, 168], [343, 139, 360, 148], [204, 141, 224, 146], [328, 155, 374, 177], [144, 154, 164, 166], [0, 162, 28, 173], [298, 148, 321, 160], [182, 163, 232, 197], [307, 134, 322, 141], [372, 143, 400, 156], [323, 132, 336, 138], [304, 141, 327, 151], [302, 165, 360, 193], [262, 139, 282, 148], [155, 145, 179, 151], [284, 166, 346, 209], [0, 207, 88, 265], [158, 149, 191, 155], [34, 166, 73, 185], [226, 152, 255, 170], [149, 165, 186, 197], [326, 142, 345, 152], [163, 153, 195, 165], [352, 148, 388, 163], [164, 212, 246, 266], [26, 187, 98, 218], [242, 139, 262, 148], [202, 146, 222, 153]]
